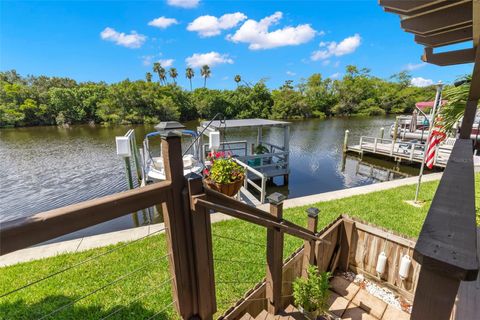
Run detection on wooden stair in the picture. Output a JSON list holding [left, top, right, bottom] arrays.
[[240, 305, 308, 320]]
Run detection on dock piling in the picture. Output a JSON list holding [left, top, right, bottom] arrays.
[[343, 130, 350, 153]]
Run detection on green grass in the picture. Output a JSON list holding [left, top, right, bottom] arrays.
[[1, 175, 479, 319]]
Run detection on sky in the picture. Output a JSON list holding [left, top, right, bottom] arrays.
[[0, 0, 474, 90]]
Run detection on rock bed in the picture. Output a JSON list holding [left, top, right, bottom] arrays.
[[339, 271, 412, 314]]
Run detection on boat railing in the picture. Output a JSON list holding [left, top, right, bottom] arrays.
[[262, 141, 285, 152], [233, 157, 267, 204]]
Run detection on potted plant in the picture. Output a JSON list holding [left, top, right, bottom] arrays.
[[204, 151, 245, 197], [293, 265, 332, 320]]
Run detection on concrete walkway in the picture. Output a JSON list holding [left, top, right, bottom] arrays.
[[0, 172, 443, 267]]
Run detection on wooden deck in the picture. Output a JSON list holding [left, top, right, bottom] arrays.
[[347, 137, 450, 168]]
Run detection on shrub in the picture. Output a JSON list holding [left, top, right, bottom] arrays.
[[293, 265, 331, 314]]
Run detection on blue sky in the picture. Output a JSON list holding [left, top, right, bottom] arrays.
[[1, 0, 473, 89]]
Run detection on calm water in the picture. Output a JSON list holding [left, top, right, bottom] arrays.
[[0, 117, 423, 239]]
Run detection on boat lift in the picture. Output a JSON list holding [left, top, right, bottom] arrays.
[[199, 119, 291, 204]]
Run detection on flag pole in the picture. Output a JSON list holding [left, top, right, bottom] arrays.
[[414, 81, 444, 203]]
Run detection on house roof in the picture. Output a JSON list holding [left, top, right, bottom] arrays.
[[379, 0, 478, 66]]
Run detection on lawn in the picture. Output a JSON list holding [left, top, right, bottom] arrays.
[[1, 175, 478, 319]]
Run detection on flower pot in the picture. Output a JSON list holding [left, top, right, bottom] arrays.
[[298, 308, 337, 320], [205, 177, 244, 197], [298, 307, 319, 320]]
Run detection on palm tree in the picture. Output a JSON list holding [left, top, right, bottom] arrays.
[[185, 67, 194, 91], [169, 68, 178, 85], [439, 75, 472, 133], [200, 65, 211, 88], [145, 72, 152, 82], [234, 74, 241, 87], [159, 66, 167, 85], [153, 62, 161, 83]]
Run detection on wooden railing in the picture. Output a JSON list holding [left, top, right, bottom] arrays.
[[411, 138, 479, 320], [184, 176, 332, 317], [0, 130, 328, 319], [0, 134, 181, 256]]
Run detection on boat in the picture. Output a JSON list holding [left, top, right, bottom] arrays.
[[389, 101, 480, 142], [142, 121, 203, 182]]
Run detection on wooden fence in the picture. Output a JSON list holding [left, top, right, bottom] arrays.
[[346, 217, 420, 300], [219, 215, 425, 319]]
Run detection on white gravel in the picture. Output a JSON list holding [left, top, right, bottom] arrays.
[[339, 271, 412, 314]]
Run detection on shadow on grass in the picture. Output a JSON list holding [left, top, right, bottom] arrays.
[[0, 295, 173, 319]]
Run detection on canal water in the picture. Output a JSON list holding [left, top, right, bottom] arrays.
[[0, 117, 425, 240]]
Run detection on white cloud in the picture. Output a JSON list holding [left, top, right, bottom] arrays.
[[185, 51, 234, 68], [148, 17, 179, 29], [100, 27, 146, 48], [159, 59, 175, 67], [404, 62, 426, 71], [411, 77, 434, 87], [329, 72, 341, 79], [286, 71, 296, 76], [167, 0, 199, 8], [187, 12, 247, 37], [227, 11, 317, 50], [142, 55, 155, 66], [311, 34, 361, 61]]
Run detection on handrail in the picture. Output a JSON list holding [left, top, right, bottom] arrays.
[[201, 187, 327, 243], [414, 139, 478, 279], [411, 138, 479, 319], [239, 151, 288, 161], [233, 158, 266, 203], [194, 198, 320, 242], [0, 180, 172, 255], [262, 142, 285, 151]]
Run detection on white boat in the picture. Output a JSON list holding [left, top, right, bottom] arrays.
[[143, 121, 203, 182], [146, 154, 203, 181]]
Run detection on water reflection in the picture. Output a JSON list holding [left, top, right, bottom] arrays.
[[1, 116, 433, 239]]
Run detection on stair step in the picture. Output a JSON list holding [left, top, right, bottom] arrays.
[[255, 310, 270, 320], [240, 312, 254, 320], [255, 305, 308, 320]]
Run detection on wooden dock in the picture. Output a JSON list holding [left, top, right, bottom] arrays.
[[347, 136, 450, 168]]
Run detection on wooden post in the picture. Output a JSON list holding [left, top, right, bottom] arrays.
[[343, 130, 349, 153], [338, 219, 354, 272], [302, 207, 319, 277], [188, 174, 216, 320], [380, 127, 384, 139], [411, 265, 461, 320], [160, 132, 197, 319], [284, 125, 290, 185], [266, 192, 286, 315], [391, 117, 399, 156]]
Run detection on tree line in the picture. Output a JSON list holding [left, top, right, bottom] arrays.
[[0, 65, 437, 128]]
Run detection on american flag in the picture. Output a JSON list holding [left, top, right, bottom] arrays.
[[425, 117, 446, 169]]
